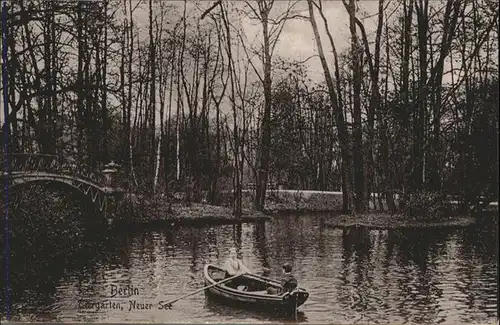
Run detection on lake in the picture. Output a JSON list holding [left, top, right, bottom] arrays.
[[4, 213, 498, 323]]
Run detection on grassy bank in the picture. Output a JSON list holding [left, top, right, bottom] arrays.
[[115, 195, 270, 227], [324, 212, 477, 229], [113, 190, 496, 228]]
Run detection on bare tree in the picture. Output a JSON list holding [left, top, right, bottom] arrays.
[[239, 0, 303, 211], [307, 0, 354, 213]]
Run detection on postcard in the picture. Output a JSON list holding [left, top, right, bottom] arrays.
[[1, 0, 498, 324]]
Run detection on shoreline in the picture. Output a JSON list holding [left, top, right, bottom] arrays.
[[324, 212, 479, 230], [111, 192, 497, 229], [112, 201, 496, 230], [114, 201, 271, 228]]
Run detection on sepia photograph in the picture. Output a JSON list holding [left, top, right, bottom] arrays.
[[0, 0, 498, 323]]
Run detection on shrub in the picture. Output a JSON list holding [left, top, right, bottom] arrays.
[[404, 190, 447, 219]]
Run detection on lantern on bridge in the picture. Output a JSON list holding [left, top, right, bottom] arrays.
[[102, 161, 121, 188]]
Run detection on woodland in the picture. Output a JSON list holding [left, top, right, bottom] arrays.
[[1, 0, 498, 216]]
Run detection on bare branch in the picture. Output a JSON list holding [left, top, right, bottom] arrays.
[[200, 0, 221, 20], [235, 29, 264, 84]]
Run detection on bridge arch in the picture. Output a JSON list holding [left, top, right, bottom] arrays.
[[5, 174, 110, 214], [1, 153, 124, 218]]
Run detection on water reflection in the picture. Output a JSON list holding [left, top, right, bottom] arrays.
[[253, 222, 271, 270], [3, 214, 498, 324], [204, 296, 308, 323]]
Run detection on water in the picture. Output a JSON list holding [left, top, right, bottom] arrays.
[[4, 214, 498, 324]]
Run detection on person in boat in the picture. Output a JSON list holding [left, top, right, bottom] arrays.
[[267, 262, 298, 295], [224, 248, 251, 278], [224, 247, 251, 290]]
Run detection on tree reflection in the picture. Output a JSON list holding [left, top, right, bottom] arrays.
[[317, 216, 326, 257], [232, 223, 242, 251], [342, 226, 372, 265], [455, 224, 498, 320], [461, 221, 498, 264], [389, 228, 449, 323], [4, 223, 129, 321], [338, 226, 373, 313], [253, 221, 271, 270]]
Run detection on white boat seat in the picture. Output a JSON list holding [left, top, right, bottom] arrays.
[[245, 290, 268, 295]]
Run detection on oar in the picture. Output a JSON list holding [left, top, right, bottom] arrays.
[[162, 272, 246, 308]]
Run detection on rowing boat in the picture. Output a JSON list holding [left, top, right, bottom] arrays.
[[203, 264, 309, 314]]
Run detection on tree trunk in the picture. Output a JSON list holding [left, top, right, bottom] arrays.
[[128, 0, 138, 188], [383, 21, 396, 212], [101, 0, 109, 163], [413, 0, 428, 191], [307, 0, 354, 213], [345, 0, 366, 213], [255, 6, 272, 212]]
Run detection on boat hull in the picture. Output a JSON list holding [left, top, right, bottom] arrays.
[[203, 264, 309, 313]]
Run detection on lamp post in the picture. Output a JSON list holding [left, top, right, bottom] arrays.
[[102, 161, 121, 188]]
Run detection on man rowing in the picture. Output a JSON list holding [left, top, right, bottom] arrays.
[[267, 262, 298, 295]]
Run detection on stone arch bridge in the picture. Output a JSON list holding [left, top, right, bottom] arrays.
[[0, 153, 125, 219]]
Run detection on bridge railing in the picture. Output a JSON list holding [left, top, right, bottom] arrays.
[[0, 153, 108, 185]]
